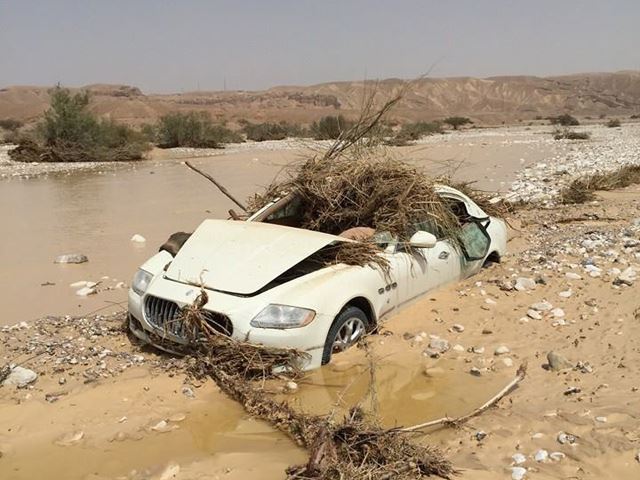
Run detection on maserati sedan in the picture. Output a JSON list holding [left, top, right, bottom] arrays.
[[128, 185, 507, 370]]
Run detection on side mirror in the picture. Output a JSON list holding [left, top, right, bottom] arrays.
[[409, 230, 437, 249]]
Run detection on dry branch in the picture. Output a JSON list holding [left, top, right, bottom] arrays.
[[401, 362, 527, 432], [185, 161, 248, 212]]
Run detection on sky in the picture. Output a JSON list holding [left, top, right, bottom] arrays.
[[1, 0, 639, 93]]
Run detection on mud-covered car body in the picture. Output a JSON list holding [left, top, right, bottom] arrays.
[[128, 185, 507, 370]]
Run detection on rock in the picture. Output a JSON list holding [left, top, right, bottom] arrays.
[[531, 300, 553, 312], [451, 324, 465, 333], [558, 289, 573, 298], [130, 234, 146, 243], [550, 307, 565, 318], [55, 430, 84, 446], [515, 277, 536, 291], [423, 348, 441, 358], [564, 386, 581, 395], [151, 420, 178, 433], [595, 416, 607, 423], [428, 337, 450, 353], [502, 357, 514, 367], [452, 344, 465, 352], [547, 351, 573, 371], [557, 432, 577, 445], [157, 462, 180, 480], [76, 286, 96, 296], [512, 453, 527, 465], [565, 272, 582, 280], [54, 253, 88, 264], [284, 381, 298, 393], [550, 452, 566, 461], [471, 346, 485, 354], [494, 345, 510, 355], [168, 413, 186, 422], [614, 267, 637, 286], [69, 280, 89, 288], [2, 366, 38, 387], [469, 367, 482, 376], [181, 386, 195, 398], [534, 449, 549, 462], [635, 451, 640, 463], [511, 466, 527, 480], [475, 430, 487, 441], [526, 309, 542, 320]]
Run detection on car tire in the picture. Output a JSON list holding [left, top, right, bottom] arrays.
[[321, 306, 370, 365]]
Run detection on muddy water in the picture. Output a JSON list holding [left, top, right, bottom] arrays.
[[0, 132, 552, 326]]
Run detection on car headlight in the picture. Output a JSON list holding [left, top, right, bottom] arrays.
[[132, 269, 153, 296], [250, 304, 315, 329]]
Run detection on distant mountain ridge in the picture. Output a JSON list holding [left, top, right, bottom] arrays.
[[2, 71, 639, 126]]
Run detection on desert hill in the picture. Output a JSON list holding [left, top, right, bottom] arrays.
[[2, 71, 640, 126]]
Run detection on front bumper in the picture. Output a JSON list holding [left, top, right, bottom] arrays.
[[127, 281, 327, 370]]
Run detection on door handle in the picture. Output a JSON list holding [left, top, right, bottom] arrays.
[[438, 251, 450, 260]]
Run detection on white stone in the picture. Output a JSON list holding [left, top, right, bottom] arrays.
[[531, 300, 553, 312], [55, 430, 84, 446], [565, 272, 582, 280], [2, 366, 38, 387], [511, 466, 527, 480], [534, 449, 549, 462], [502, 357, 514, 367], [285, 381, 298, 392], [527, 309, 542, 320], [595, 416, 607, 423], [551, 308, 565, 318], [54, 253, 88, 264], [558, 289, 573, 298], [495, 345, 510, 355], [158, 463, 180, 480], [76, 287, 96, 296], [549, 452, 566, 461], [452, 344, 465, 352], [512, 453, 527, 465], [515, 277, 536, 291], [131, 234, 146, 243], [451, 324, 465, 333], [69, 280, 88, 288]]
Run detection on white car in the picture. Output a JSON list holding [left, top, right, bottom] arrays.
[[128, 185, 507, 370]]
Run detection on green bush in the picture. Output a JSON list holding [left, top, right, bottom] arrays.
[[548, 114, 579, 126], [606, 119, 621, 128], [443, 116, 472, 130], [242, 121, 307, 142], [310, 115, 352, 140], [9, 86, 149, 162], [156, 111, 242, 148], [386, 121, 443, 146]]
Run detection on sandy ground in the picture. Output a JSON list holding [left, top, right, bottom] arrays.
[[1, 126, 640, 479]]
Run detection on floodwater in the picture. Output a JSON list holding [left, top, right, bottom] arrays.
[[0, 130, 552, 326]]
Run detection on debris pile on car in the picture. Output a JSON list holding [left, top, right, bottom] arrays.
[[182, 292, 454, 480]]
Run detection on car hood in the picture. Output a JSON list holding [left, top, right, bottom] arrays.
[[164, 219, 344, 295]]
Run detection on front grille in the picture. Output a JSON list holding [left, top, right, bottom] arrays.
[[144, 295, 233, 338]]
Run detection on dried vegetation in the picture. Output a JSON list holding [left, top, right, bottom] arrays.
[[560, 164, 640, 204]]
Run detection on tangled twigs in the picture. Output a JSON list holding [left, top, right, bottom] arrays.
[[401, 362, 528, 432], [182, 296, 453, 479]]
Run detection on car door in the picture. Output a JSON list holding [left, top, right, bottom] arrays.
[[393, 237, 462, 307]]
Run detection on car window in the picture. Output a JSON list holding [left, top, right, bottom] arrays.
[[459, 221, 490, 260]]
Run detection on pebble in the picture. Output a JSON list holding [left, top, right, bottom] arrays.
[[512, 453, 527, 465], [54, 253, 88, 264], [55, 430, 84, 446], [511, 466, 527, 480], [471, 346, 485, 354], [565, 272, 582, 280], [547, 351, 573, 371], [550, 307, 565, 318], [469, 367, 482, 376], [2, 366, 38, 387], [428, 337, 450, 353], [515, 277, 536, 291], [557, 432, 577, 445], [550, 452, 566, 461], [526, 309, 542, 320], [534, 449, 549, 462], [502, 357, 514, 367], [614, 267, 637, 286], [76, 286, 96, 296], [494, 345, 510, 355], [151, 420, 178, 433], [130, 234, 146, 243], [181, 386, 195, 398], [475, 430, 487, 441], [531, 300, 553, 312], [451, 323, 465, 333], [595, 416, 608, 423], [69, 280, 89, 288], [285, 381, 298, 393], [558, 289, 573, 298], [452, 344, 465, 352]]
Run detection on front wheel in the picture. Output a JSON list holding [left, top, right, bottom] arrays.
[[321, 306, 369, 365]]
